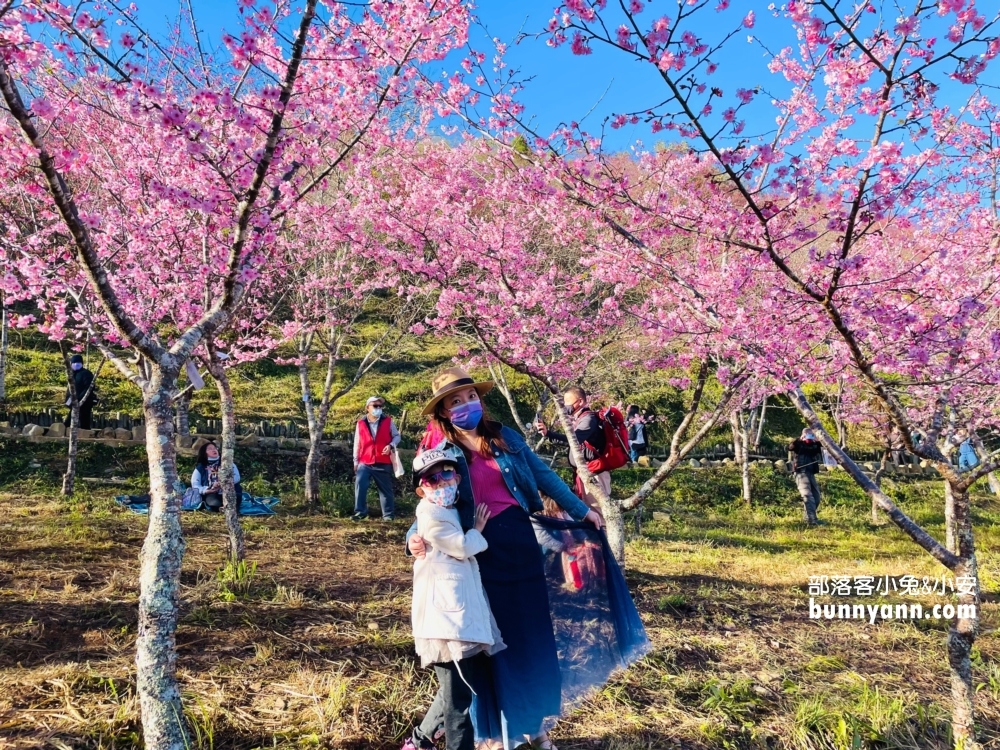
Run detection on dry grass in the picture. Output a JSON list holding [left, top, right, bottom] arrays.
[[1, 470, 999, 749]]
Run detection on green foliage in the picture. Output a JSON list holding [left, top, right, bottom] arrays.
[[217, 559, 258, 601]]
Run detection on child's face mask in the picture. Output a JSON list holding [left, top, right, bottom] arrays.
[[422, 482, 458, 508]]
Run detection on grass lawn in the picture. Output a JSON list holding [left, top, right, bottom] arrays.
[[1, 443, 999, 749]]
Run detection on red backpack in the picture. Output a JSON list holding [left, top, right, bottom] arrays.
[[584, 406, 631, 473]]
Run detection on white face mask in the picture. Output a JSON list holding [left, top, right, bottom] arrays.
[[423, 484, 458, 508], [370, 408, 383, 419]]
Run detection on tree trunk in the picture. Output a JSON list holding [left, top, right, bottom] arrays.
[[304, 439, 324, 510], [554, 405, 625, 565], [872, 450, 890, 525], [174, 393, 190, 441], [63, 399, 79, 496], [752, 396, 767, 451], [945, 481, 956, 555], [59, 344, 79, 496], [210, 359, 246, 562], [136, 367, 189, 750], [948, 482, 980, 749], [730, 413, 751, 504], [0, 294, 8, 402]]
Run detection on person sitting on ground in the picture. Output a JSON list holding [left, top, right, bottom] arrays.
[[64, 354, 97, 430], [404, 447, 503, 750], [788, 428, 823, 525], [191, 441, 242, 512]]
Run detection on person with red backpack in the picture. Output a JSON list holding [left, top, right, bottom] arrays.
[[536, 386, 628, 522]]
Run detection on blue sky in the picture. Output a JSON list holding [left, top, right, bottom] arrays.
[[140, 0, 789, 152], [140, 1, 989, 155]]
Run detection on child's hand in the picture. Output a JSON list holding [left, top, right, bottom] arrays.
[[474, 504, 491, 532]]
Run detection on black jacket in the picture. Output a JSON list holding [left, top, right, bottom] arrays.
[[789, 438, 822, 474], [67, 367, 96, 404], [547, 410, 606, 468]]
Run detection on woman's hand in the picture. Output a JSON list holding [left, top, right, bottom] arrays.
[[408, 534, 426, 558], [474, 504, 491, 532], [584, 510, 603, 531]]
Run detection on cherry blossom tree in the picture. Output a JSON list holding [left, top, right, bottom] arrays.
[[532, 1, 1000, 742], [0, 1, 469, 746], [277, 220, 425, 510]]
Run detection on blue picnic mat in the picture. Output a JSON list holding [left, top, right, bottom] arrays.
[[114, 491, 280, 516]]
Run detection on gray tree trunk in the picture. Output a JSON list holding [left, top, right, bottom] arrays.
[[872, 450, 890, 524], [945, 481, 956, 555], [174, 393, 190, 442], [948, 483, 980, 749], [752, 396, 767, 451], [209, 356, 246, 562], [136, 368, 189, 749], [0, 295, 8, 402], [59, 344, 79, 496], [730, 411, 751, 505]]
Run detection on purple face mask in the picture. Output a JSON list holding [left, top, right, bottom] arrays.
[[448, 400, 483, 430], [71, 362, 83, 371]]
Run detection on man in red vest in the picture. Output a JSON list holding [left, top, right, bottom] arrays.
[[352, 395, 401, 521]]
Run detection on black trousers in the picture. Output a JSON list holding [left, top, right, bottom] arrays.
[[203, 484, 243, 512], [413, 653, 486, 750], [64, 400, 94, 430]]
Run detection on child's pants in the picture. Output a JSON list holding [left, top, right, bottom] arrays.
[[412, 653, 487, 750]]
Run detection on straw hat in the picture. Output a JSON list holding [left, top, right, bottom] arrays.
[[421, 366, 494, 415]]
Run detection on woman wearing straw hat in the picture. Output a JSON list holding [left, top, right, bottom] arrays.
[[406, 367, 603, 750]]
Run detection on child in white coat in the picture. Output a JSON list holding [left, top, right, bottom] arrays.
[[404, 448, 504, 750]]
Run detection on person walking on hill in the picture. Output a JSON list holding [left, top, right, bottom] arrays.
[[789, 428, 823, 525], [64, 354, 97, 430], [352, 395, 401, 521], [536, 387, 610, 522]]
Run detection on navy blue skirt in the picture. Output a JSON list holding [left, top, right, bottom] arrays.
[[471, 505, 561, 746]]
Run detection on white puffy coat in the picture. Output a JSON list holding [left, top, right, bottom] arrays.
[[412, 500, 505, 667]]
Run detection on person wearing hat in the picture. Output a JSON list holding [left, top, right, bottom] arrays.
[[406, 367, 602, 750], [404, 447, 503, 750], [352, 395, 401, 521], [788, 427, 823, 525], [64, 354, 96, 430]]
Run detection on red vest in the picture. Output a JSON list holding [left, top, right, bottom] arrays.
[[357, 417, 393, 465]]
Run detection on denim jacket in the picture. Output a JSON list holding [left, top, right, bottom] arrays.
[[406, 425, 592, 551]]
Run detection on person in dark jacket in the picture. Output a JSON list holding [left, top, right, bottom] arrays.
[[64, 354, 96, 430], [626, 404, 648, 463], [536, 386, 610, 522], [789, 428, 823, 525]]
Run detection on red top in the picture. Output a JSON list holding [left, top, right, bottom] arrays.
[[468, 453, 519, 516], [356, 417, 393, 465]]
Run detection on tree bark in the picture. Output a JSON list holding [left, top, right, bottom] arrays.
[[174, 392, 190, 442], [948, 482, 981, 750], [872, 449, 890, 524], [59, 344, 79, 496], [752, 396, 767, 451], [208, 352, 246, 562], [0, 293, 8, 402], [731, 411, 751, 505], [136, 367, 189, 750], [299, 342, 336, 511], [945, 481, 956, 555]]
